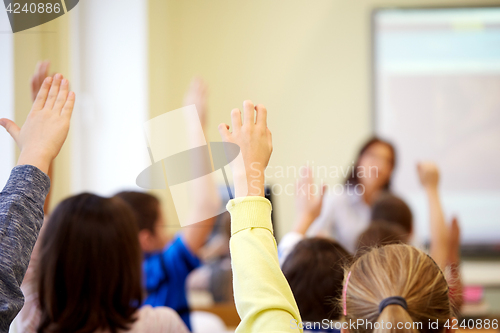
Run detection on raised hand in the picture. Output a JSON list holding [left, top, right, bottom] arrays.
[[448, 216, 461, 265], [183, 77, 208, 128], [30, 60, 51, 102], [294, 167, 326, 234], [218, 100, 272, 197], [417, 162, 440, 190], [0, 74, 75, 174]]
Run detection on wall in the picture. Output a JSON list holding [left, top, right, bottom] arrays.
[[148, 0, 500, 238], [13, 12, 72, 212]]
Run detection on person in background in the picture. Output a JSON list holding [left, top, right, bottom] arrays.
[[0, 73, 75, 331], [371, 192, 413, 236], [16, 193, 189, 333], [307, 137, 396, 253], [281, 238, 351, 332], [356, 220, 408, 250], [115, 78, 221, 331], [357, 162, 463, 311], [277, 168, 351, 331]]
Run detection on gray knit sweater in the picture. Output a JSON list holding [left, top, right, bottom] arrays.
[[0, 165, 49, 332]]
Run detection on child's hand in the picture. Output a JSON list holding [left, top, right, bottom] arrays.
[[417, 162, 440, 190], [183, 77, 208, 128], [0, 74, 75, 174], [218, 100, 272, 197], [293, 167, 326, 234], [30, 60, 50, 102]]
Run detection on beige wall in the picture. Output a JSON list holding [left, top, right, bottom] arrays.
[[14, 15, 72, 212], [147, 0, 500, 238], [12, 0, 500, 235]]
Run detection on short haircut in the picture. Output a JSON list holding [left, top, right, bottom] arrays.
[[282, 238, 352, 321], [371, 192, 413, 233], [114, 191, 160, 234], [356, 220, 409, 252], [37, 193, 143, 333]]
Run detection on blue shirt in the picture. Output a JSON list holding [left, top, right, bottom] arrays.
[[143, 235, 201, 331]]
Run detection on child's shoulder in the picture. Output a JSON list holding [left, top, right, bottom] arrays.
[[135, 305, 189, 332]]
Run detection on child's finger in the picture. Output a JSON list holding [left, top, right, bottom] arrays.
[[44, 73, 63, 109], [218, 123, 231, 141], [61, 91, 76, 118], [243, 100, 254, 124], [54, 79, 69, 112], [0, 118, 21, 144], [33, 77, 53, 110], [255, 104, 267, 127], [231, 109, 242, 131], [267, 127, 273, 151]]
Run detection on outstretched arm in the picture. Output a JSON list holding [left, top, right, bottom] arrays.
[[417, 162, 448, 270], [0, 74, 75, 330], [181, 78, 221, 254], [278, 167, 325, 265], [219, 100, 302, 333], [447, 217, 463, 312]]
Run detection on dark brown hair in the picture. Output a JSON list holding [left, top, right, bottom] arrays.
[[114, 191, 160, 234], [356, 220, 409, 252], [345, 137, 396, 190], [282, 238, 352, 321], [37, 193, 143, 333], [372, 193, 413, 234], [344, 244, 451, 333]]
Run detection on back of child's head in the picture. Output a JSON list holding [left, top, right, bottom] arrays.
[[114, 191, 160, 233], [282, 238, 352, 322], [371, 193, 413, 234], [37, 193, 143, 333], [343, 244, 451, 333], [356, 220, 409, 251]]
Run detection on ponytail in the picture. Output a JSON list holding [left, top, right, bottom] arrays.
[[375, 305, 418, 333], [342, 244, 451, 333]]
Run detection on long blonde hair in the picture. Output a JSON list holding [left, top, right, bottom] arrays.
[[343, 244, 451, 333]]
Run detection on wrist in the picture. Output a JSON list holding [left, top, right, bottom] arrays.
[[17, 150, 51, 174], [233, 171, 265, 197]]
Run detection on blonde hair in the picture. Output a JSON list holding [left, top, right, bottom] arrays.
[[343, 244, 451, 333]]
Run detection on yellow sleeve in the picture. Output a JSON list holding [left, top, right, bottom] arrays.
[[227, 196, 303, 333]]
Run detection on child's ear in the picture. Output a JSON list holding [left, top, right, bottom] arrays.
[[447, 318, 457, 333], [138, 229, 154, 252]]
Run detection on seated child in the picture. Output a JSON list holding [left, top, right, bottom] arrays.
[[278, 168, 352, 330], [16, 193, 188, 333], [282, 238, 351, 330], [356, 220, 408, 250], [114, 78, 221, 331], [371, 192, 413, 236], [115, 191, 214, 330]]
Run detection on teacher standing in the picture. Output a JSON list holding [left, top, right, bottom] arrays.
[[307, 137, 396, 253]]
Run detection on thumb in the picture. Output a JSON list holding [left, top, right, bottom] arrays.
[[0, 118, 21, 144]]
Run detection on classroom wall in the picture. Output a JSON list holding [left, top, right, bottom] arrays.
[[147, 0, 500, 238], [13, 15, 72, 212], [10, 0, 500, 237]]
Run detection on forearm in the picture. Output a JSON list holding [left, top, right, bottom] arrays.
[[0, 165, 50, 330], [183, 124, 220, 253], [426, 188, 448, 269], [228, 196, 302, 333]]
